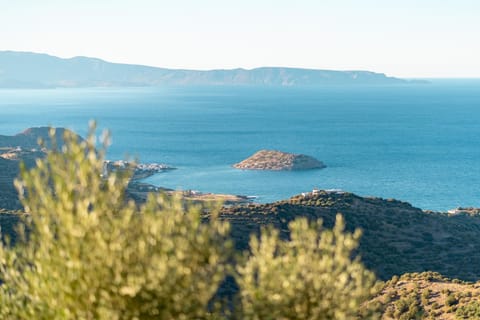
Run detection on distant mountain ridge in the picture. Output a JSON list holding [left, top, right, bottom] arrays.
[[0, 51, 409, 88]]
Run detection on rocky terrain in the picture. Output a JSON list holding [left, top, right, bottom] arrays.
[[365, 272, 480, 319], [447, 207, 480, 216], [233, 149, 326, 170]]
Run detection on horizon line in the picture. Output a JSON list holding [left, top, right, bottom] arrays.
[[2, 49, 480, 79]]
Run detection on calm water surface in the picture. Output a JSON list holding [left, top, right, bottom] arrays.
[[1, 80, 479, 211]]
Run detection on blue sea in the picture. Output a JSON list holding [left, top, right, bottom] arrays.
[[1, 80, 479, 211]]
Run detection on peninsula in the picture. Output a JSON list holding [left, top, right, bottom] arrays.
[[233, 150, 326, 171], [0, 51, 410, 88]]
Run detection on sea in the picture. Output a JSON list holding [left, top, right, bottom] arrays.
[[1, 80, 479, 211]]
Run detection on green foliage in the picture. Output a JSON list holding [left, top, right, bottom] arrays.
[[390, 275, 399, 285], [235, 214, 377, 320], [0, 127, 232, 319], [421, 288, 430, 305], [445, 293, 458, 307], [0, 125, 377, 319], [393, 293, 423, 320], [456, 301, 480, 319]]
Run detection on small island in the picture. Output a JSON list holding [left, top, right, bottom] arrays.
[[233, 150, 326, 171]]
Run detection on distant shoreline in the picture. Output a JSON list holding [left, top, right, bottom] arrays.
[[1, 50, 411, 88]]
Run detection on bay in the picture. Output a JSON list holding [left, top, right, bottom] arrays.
[[1, 80, 479, 211]]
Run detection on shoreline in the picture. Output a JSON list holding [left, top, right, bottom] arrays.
[[1, 146, 478, 213]]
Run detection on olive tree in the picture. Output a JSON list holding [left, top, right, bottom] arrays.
[[0, 127, 231, 319], [235, 215, 377, 320]]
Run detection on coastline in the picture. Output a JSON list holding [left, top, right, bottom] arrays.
[[126, 165, 255, 206]]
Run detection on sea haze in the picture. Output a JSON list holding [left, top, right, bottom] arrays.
[[1, 80, 479, 211]]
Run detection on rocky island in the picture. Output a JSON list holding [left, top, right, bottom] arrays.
[[233, 150, 326, 171]]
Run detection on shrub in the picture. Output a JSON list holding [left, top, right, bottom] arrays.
[[390, 275, 399, 285], [0, 127, 232, 319], [235, 214, 377, 319], [446, 293, 458, 307], [421, 288, 430, 305], [394, 293, 423, 320], [456, 301, 480, 319]]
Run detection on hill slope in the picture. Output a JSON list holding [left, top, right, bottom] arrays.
[[3, 183, 480, 282], [0, 127, 83, 210], [0, 127, 80, 149], [220, 191, 480, 282], [365, 272, 480, 319], [0, 51, 407, 88]]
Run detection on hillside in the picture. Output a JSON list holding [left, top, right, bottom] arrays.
[[4, 171, 480, 317], [0, 148, 45, 210], [0, 127, 85, 210], [0, 51, 408, 88], [0, 127, 81, 149], [220, 191, 480, 282], [365, 272, 480, 319], [3, 177, 480, 283], [0, 127, 84, 210]]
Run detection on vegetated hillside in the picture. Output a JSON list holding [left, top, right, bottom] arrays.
[[0, 149, 45, 210], [364, 272, 480, 319], [0, 127, 83, 210], [0, 127, 81, 149], [0, 209, 24, 243], [3, 183, 480, 283], [0, 51, 408, 88], [3, 182, 480, 317], [220, 191, 480, 282]]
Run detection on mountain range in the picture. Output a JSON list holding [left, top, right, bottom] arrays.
[[0, 51, 410, 88]]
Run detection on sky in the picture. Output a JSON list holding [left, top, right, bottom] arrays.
[[1, 0, 479, 78]]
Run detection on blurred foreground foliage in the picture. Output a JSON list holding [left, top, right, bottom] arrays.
[[235, 216, 378, 320], [0, 126, 377, 319]]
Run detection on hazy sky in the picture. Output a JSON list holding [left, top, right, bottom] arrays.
[[1, 0, 479, 78]]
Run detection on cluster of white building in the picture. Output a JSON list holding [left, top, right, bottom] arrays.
[[301, 188, 345, 198], [135, 163, 172, 171], [102, 160, 174, 178], [104, 160, 172, 171]]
